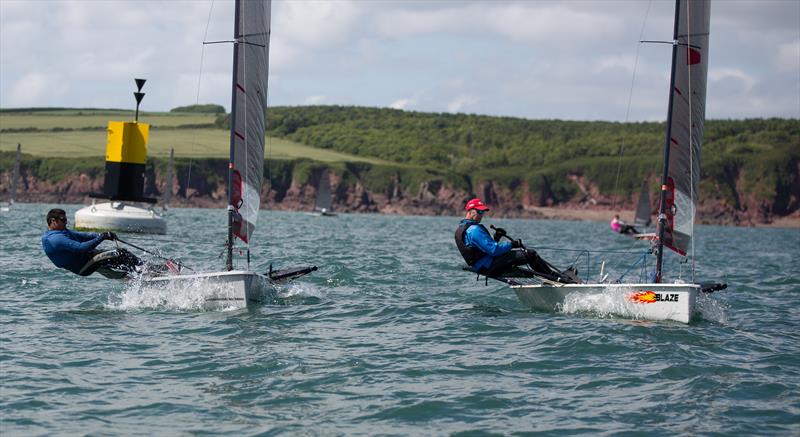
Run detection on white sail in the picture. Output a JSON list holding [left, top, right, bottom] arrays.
[[229, 0, 271, 244], [633, 180, 652, 227], [314, 169, 333, 212], [661, 0, 710, 256]]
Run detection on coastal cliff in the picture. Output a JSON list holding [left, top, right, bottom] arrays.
[[2, 154, 798, 226]]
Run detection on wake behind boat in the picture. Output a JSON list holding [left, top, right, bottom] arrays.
[[142, 0, 315, 309]]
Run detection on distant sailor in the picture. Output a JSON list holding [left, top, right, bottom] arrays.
[[41, 208, 144, 279], [610, 214, 639, 235], [455, 198, 576, 283]]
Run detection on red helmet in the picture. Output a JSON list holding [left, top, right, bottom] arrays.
[[464, 198, 490, 211]]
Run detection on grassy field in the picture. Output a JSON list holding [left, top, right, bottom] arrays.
[[0, 127, 389, 164], [0, 110, 217, 130], [0, 109, 389, 164]]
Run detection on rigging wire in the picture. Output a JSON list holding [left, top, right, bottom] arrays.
[[184, 0, 217, 205], [611, 0, 654, 213]]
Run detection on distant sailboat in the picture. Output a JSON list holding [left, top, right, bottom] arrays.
[[485, 0, 725, 323], [1, 143, 21, 212], [311, 169, 337, 217], [162, 148, 174, 212], [144, 0, 316, 309], [633, 180, 652, 228], [631, 180, 657, 240]]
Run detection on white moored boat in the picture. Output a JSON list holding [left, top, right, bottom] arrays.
[[75, 79, 167, 234], [75, 201, 166, 234]]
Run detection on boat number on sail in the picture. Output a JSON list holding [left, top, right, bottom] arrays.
[[629, 291, 679, 304]]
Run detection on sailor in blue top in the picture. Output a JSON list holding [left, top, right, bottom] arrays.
[[455, 198, 575, 282], [41, 208, 142, 278]]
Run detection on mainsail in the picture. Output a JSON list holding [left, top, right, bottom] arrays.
[[658, 0, 710, 257], [633, 180, 652, 228], [228, 0, 271, 247]]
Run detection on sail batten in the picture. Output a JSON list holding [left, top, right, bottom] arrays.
[[659, 0, 710, 258], [228, 0, 271, 246]]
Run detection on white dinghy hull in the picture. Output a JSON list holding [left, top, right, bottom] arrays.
[[144, 270, 273, 311], [75, 201, 166, 234], [511, 283, 699, 323]]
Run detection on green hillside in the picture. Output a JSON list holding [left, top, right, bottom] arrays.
[[1, 106, 797, 215], [261, 106, 798, 198]]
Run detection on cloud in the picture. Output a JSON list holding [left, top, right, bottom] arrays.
[[371, 2, 623, 46], [709, 68, 757, 91], [0, 0, 797, 121], [775, 40, 800, 72], [6, 73, 65, 107], [389, 98, 415, 110], [447, 95, 478, 113], [305, 95, 327, 105], [274, 1, 361, 48]]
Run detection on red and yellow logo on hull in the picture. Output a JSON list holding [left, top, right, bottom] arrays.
[[629, 291, 657, 304]]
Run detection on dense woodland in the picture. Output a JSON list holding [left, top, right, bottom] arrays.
[[216, 105, 797, 214]]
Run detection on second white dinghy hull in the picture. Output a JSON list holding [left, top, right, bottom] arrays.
[[142, 265, 317, 311], [144, 270, 273, 311], [511, 283, 699, 323]]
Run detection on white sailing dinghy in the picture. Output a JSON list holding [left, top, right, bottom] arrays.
[[1, 143, 21, 212], [145, 0, 315, 309], [496, 0, 724, 323]]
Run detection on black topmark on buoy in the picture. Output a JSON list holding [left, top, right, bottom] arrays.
[[90, 78, 156, 204]]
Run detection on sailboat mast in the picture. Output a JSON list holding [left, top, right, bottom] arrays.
[[11, 143, 20, 205], [654, 0, 682, 283], [226, 0, 242, 271]]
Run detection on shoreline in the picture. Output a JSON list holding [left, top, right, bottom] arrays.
[[528, 206, 800, 229], [15, 200, 800, 230]]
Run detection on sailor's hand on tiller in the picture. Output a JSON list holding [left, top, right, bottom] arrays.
[[491, 226, 508, 242], [100, 231, 118, 241]]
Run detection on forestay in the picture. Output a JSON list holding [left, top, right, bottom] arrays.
[[661, 0, 710, 256], [229, 0, 271, 244]]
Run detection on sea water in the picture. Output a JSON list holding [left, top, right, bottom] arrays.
[[1, 203, 798, 435]]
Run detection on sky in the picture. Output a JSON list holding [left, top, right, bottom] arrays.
[[1, 0, 798, 122]]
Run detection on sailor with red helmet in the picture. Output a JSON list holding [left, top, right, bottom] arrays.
[[454, 198, 576, 283]]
